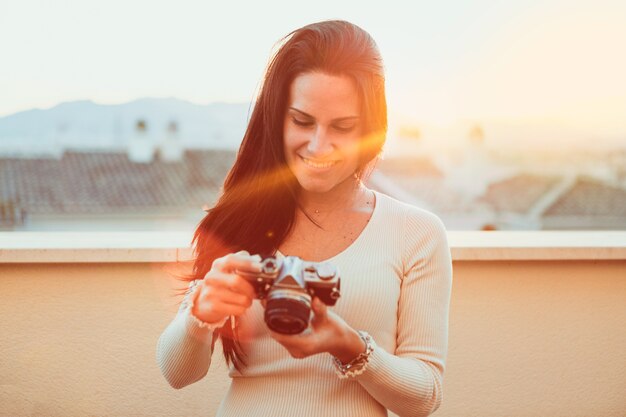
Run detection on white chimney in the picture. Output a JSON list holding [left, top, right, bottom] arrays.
[[159, 121, 184, 162], [128, 119, 155, 163]]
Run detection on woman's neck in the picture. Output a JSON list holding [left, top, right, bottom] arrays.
[[298, 177, 367, 214]]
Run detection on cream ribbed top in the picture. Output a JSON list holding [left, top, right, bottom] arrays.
[[157, 191, 453, 417]]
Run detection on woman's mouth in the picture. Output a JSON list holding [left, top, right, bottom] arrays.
[[300, 156, 339, 169]]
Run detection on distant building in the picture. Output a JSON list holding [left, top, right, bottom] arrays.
[[542, 176, 626, 230], [0, 150, 236, 231], [370, 157, 626, 231], [127, 119, 155, 163], [2, 148, 625, 232], [370, 156, 496, 230], [159, 121, 184, 162]]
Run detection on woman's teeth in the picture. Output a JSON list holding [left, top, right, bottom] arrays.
[[302, 157, 337, 168]]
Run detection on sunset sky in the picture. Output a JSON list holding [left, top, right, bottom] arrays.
[[1, 0, 624, 147]]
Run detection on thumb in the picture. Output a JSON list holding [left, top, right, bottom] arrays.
[[311, 297, 327, 322]]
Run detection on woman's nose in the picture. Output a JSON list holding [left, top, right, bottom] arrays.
[[306, 126, 333, 156]]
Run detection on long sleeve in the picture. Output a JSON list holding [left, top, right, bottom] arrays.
[[353, 208, 453, 417], [157, 192, 453, 417], [156, 281, 216, 389]]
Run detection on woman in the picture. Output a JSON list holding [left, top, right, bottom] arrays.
[[157, 20, 452, 417]]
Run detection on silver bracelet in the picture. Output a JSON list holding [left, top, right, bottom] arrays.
[[332, 330, 374, 379], [180, 279, 201, 310]]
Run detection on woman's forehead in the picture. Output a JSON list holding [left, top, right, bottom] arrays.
[[287, 72, 360, 118]]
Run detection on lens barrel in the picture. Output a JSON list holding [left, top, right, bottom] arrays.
[[264, 297, 311, 334]]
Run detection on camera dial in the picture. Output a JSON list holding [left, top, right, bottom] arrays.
[[313, 263, 336, 281]]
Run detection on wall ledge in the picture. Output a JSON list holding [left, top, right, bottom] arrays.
[[0, 231, 625, 263]]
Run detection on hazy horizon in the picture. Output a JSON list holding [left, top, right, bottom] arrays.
[[1, 96, 624, 154]]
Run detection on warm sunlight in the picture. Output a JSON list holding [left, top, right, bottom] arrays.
[[1, 1, 625, 233], [2, 0, 624, 153]]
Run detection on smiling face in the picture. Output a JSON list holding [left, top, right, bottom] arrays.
[[283, 72, 363, 195]]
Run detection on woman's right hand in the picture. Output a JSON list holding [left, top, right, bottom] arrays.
[[191, 251, 262, 325]]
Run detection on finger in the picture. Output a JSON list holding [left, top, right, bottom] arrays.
[[206, 301, 249, 317], [212, 253, 263, 274], [269, 329, 300, 345], [229, 254, 264, 274], [228, 274, 257, 300], [212, 289, 253, 309], [310, 297, 327, 326], [205, 273, 256, 300], [269, 327, 312, 341], [312, 297, 327, 317], [194, 279, 252, 308], [287, 349, 308, 359], [191, 298, 248, 323]]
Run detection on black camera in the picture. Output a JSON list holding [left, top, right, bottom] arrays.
[[238, 255, 341, 334]]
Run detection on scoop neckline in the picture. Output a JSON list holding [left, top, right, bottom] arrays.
[[275, 189, 381, 264]]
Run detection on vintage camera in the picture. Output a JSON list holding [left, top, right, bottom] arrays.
[[238, 255, 341, 335]]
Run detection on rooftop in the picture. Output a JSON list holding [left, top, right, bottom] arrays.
[[544, 176, 626, 217], [2, 150, 626, 230], [0, 150, 236, 215], [478, 173, 562, 214]]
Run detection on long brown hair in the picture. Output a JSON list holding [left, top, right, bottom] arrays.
[[190, 20, 388, 371]]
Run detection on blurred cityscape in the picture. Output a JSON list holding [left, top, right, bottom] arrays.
[[1, 98, 625, 231]]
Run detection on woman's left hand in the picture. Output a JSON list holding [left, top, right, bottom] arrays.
[[268, 297, 365, 363]]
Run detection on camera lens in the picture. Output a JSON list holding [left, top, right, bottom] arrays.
[[264, 294, 311, 334]]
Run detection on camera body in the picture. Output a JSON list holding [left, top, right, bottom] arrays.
[[238, 255, 341, 334]]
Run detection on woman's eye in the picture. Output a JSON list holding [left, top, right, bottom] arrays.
[[333, 124, 356, 133], [292, 117, 313, 127]]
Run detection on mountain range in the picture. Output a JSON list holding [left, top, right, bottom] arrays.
[[1, 98, 624, 157], [0, 98, 251, 154]]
